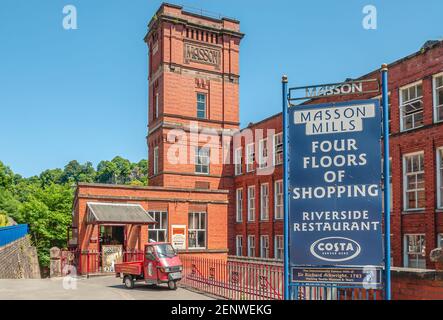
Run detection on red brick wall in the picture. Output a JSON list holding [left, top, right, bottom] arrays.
[[391, 268, 443, 300], [73, 183, 229, 274], [232, 114, 283, 258]]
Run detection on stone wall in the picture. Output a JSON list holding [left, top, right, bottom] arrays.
[[0, 236, 40, 279]]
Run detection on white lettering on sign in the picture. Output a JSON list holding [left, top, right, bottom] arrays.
[[305, 83, 363, 98], [294, 104, 375, 135]]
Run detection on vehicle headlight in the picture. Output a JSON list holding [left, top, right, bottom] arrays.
[[164, 267, 172, 272]]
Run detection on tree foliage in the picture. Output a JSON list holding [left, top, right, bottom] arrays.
[[0, 157, 148, 267]]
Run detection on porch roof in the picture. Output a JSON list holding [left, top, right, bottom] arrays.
[[86, 202, 156, 225]]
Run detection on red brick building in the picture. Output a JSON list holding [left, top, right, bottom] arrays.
[[71, 3, 243, 274], [231, 40, 443, 269], [71, 3, 443, 272]]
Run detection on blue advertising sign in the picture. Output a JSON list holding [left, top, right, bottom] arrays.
[[288, 99, 383, 267]]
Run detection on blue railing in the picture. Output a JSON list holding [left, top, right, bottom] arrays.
[[0, 224, 28, 247]]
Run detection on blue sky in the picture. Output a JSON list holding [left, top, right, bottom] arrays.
[[0, 0, 442, 177]]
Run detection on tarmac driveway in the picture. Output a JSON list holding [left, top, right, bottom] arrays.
[[0, 275, 212, 300]]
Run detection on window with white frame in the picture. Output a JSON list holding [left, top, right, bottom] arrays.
[[434, 73, 443, 123], [438, 148, 443, 209], [236, 188, 243, 222], [400, 82, 424, 131], [153, 146, 159, 175], [403, 152, 425, 210], [247, 186, 255, 221], [246, 143, 255, 172], [275, 235, 284, 260], [260, 235, 269, 258], [234, 147, 243, 175], [197, 93, 207, 119], [438, 234, 443, 248], [274, 180, 283, 219], [247, 235, 255, 257], [188, 212, 206, 249], [404, 234, 426, 269], [258, 138, 268, 169], [381, 158, 392, 213], [260, 183, 269, 220], [148, 211, 167, 242], [195, 147, 210, 174], [236, 235, 243, 256], [273, 133, 283, 165]]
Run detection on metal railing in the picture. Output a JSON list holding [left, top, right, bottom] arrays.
[[180, 255, 284, 300], [0, 224, 28, 247], [65, 250, 383, 300]]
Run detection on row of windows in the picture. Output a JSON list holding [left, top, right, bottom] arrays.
[[236, 235, 284, 260], [393, 73, 443, 132], [236, 180, 283, 222], [234, 147, 443, 220], [148, 211, 207, 249], [234, 133, 283, 176]]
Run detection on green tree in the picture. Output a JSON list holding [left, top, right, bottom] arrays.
[[60, 160, 83, 183], [39, 168, 63, 187], [96, 160, 118, 184], [0, 161, 14, 190]]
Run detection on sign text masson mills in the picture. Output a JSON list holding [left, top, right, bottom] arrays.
[[289, 100, 383, 267]]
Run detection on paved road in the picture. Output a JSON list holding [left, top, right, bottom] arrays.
[[0, 276, 212, 300]]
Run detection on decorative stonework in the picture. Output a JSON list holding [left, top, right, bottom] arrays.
[[184, 42, 221, 69]]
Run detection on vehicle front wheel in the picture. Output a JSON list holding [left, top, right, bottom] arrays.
[[168, 280, 177, 290], [123, 275, 135, 289]]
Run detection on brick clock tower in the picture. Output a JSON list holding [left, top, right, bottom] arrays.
[[144, 3, 244, 191]]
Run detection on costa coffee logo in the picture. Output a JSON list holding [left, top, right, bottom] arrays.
[[184, 43, 221, 68], [310, 237, 361, 262]]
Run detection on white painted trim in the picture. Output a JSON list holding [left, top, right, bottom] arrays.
[[399, 80, 423, 91], [87, 202, 145, 208], [403, 233, 426, 268], [273, 133, 283, 166], [399, 81, 424, 132], [402, 152, 425, 211], [246, 143, 255, 173], [247, 185, 256, 222], [274, 180, 283, 220], [260, 183, 270, 221], [235, 235, 243, 256], [260, 235, 269, 258], [433, 73, 443, 123], [236, 188, 243, 222], [437, 147, 443, 209], [234, 147, 243, 176], [258, 138, 268, 169]]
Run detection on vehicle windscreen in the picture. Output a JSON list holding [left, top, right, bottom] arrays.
[[155, 244, 176, 258]]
